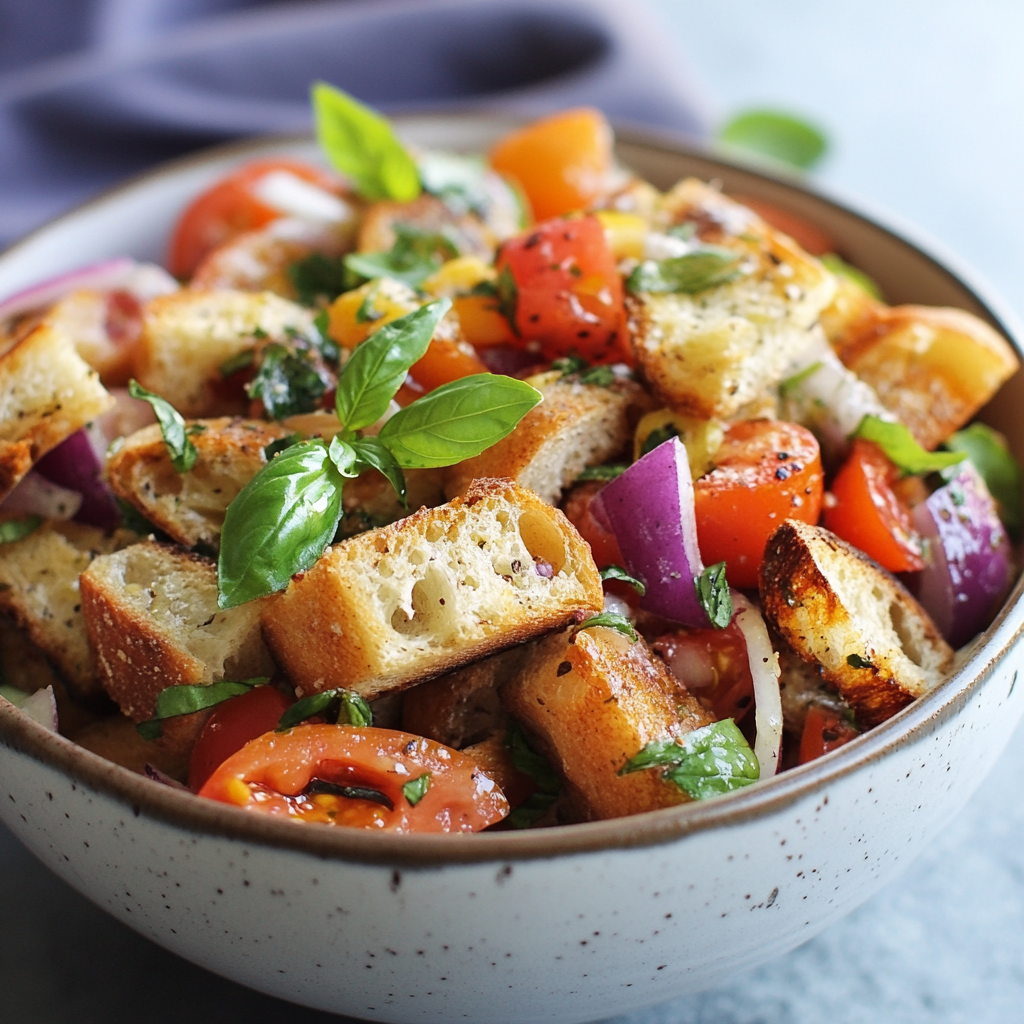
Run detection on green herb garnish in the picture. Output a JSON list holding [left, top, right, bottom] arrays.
[[344, 224, 459, 289], [418, 151, 490, 215], [820, 254, 882, 300], [846, 653, 873, 670], [576, 612, 638, 643], [128, 380, 198, 473], [136, 678, 270, 739], [219, 348, 256, 378], [505, 722, 561, 828], [263, 433, 303, 462], [854, 415, 966, 476], [402, 773, 431, 806], [289, 253, 351, 307], [495, 264, 519, 334], [276, 687, 373, 732], [550, 355, 614, 387], [778, 361, 823, 397], [312, 309, 341, 364], [619, 720, 759, 800], [0, 516, 41, 545], [577, 464, 627, 482], [246, 344, 328, 420], [945, 423, 1023, 539], [718, 109, 828, 171], [640, 424, 680, 457], [599, 565, 646, 596], [695, 561, 732, 629], [626, 248, 743, 295]]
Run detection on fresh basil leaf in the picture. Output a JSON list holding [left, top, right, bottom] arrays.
[[695, 562, 732, 629], [718, 109, 828, 171], [402, 773, 431, 806], [620, 719, 759, 800], [313, 309, 341, 364], [599, 565, 646, 596], [335, 299, 450, 431], [217, 439, 344, 608], [855, 415, 966, 475], [349, 436, 407, 506], [0, 515, 41, 545], [549, 355, 615, 387], [328, 435, 360, 478], [418, 151, 491, 215], [136, 678, 269, 739], [344, 224, 459, 289], [577, 611, 639, 643], [469, 279, 498, 298], [778, 361, 823, 397], [577, 464, 627, 482], [495, 263, 519, 334], [128, 380, 198, 473], [277, 687, 373, 731], [505, 722, 561, 794], [246, 343, 328, 420], [846, 653, 873, 670], [312, 82, 420, 202], [289, 252, 351, 307], [945, 423, 1023, 538], [264, 434, 303, 461], [640, 424, 679, 457], [820, 253, 882, 300], [377, 373, 541, 468], [219, 348, 256, 378], [626, 248, 743, 295]]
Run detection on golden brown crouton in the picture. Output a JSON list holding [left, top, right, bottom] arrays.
[[67, 713, 200, 783], [261, 478, 604, 700], [759, 519, 954, 728], [358, 194, 497, 260], [0, 319, 114, 500], [501, 625, 714, 821]]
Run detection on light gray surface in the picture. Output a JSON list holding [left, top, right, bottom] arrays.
[[4, 1, 1024, 1021]]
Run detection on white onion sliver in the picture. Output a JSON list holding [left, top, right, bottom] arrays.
[[1, 471, 82, 520], [732, 591, 782, 778], [20, 687, 59, 733], [252, 171, 353, 225]]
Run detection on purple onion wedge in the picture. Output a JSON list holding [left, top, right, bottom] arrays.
[[911, 462, 1013, 649], [34, 428, 121, 530]]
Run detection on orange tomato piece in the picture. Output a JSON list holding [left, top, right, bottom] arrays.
[[167, 159, 342, 278], [452, 295, 517, 347], [798, 704, 859, 764], [489, 108, 613, 221], [822, 438, 925, 572], [694, 420, 823, 589], [409, 336, 489, 392], [199, 724, 509, 832]]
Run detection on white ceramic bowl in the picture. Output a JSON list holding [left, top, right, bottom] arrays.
[[1, 115, 1023, 1024]]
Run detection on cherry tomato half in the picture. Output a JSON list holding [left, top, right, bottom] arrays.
[[198, 725, 509, 833], [496, 215, 626, 363], [167, 159, 342, 279], [694, 420, 823, 589], [798, 704, 859, 764], [823, 438, 925, 573], [187, 683, 296, 792]]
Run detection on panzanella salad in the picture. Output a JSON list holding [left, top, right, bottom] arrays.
[[0, 85, 1019, 832]]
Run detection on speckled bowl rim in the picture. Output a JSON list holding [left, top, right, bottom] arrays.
[[2, 114, 1022, 868]]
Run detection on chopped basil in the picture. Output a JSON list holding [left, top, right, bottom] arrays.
[[846, 653, 873, 670], [578, 365, 616, 387], [820, 253, 883, 300], [127, 380, 198, 473], [117, 498, 160, 537], [219, 348, 256, 378], [289, 253, 352, 307], [599, 565, 646, 596], [418, 151, 490, 215], [402, 773, 431, 806], [626, 248, 743, 295], [640, 423, 679, 457], [854, 415, 966, 476], [551, 355, 614, 387], [718, 109, 828, 171], [277, 687, 373, 731], [305, 779, 393, 809], [246, 343, 329, 420], [355, 282, 385, 323], [945, 422, 1023, 539], [495, 264, 519, 334], [778, 361, 823, 397], [577, 464, 627, 482], [505, 722, 561, 827], [263, 433, 303, 461], [344, 224, 459, 289], [695, 562, 732, 629], [619, 719, 759, 800], [311, 81, 420, 202], [469, 279, 498, 298], [551, 355, 587, 377], [576, 611, 638, 643], [312, 309, 341, 365], [136, 678, 270, 740], [0, 515, 41, 545]]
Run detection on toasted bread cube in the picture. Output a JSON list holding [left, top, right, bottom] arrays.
[[261, 479, 604, 699], [337, 464, 447, 538], [0, 521, 137, 697], [818, 272, 884, 352], [134, 290, 316, 417], [760, 519, 953, 728], [67, 713, 198, 782], [628, 179, 836, 419], [834, 305, 1019, 450], [501, 625, 714, 821], [80, 541, 273, 722], [444, 376, 638, 504], [0, 319, 114, 500], [358, 194, 497, 260]]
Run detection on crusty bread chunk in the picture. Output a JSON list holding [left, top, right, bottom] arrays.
[[80, 541, 273, 722], [818, 272, 884, 353], [0, 521, 137, 697], [0, 319, 113, 500], [337, 464, 447, 538], [107, 417, 291, 549], [760, 519, 953, 728], [262, 478, 604, 699], [628, 179, 836, 419], [832, 305, 1018, 450], [67, 713, 198, 782], [443, 375, 638, 505], [501, 625, 714, 821], [134, 290, 315, 417], [358, 194, 498, 260]]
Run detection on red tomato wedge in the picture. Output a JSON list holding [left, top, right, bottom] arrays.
[[187, 683, 295, 792], [496, 215, 626, 363], [562, 480, 625, 569], [167, 159, 342, 278], [694, 420, 824, 589], [198, 725, 509, 832], [798, 705, 859, 764], [823, 439, 925, 573]]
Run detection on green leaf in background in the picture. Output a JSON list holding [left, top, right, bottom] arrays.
[[246, 344, 328, 420], [277, 687, 373, 731], [402, 773, 431, 806], [619, 719, 759, 800], [695, 561, 733, 629], [577, 611, 639, 643], [312, 82, 421, 202], [136, 678, 270, 739], [128, 380, 198, 473], [599, 565, 646, 596], [855, 415, 966, 475], [344, 224, 460, 289], [288, 253, 351, 307], [945, 423, 1023, 539], [718, 109, 829, 171], [348, 436, 408, 506], [0, 515, 41, 545], [335, 299, 450, 432], [626, 248, 743, 295], [217, 439, 345, 608], [820, 253, 883, 300], [377, 373, 542, 468], [577, 464, 627, 482]]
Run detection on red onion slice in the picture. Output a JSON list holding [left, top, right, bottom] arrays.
[[34, 429, 121, 530], [0, 471, 82, 520], [591, 436, 710, 627], [732, 591, 782, 777], [911, 463, 1012, 649]]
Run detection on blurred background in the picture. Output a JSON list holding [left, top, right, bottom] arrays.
[[2, 1, 1023, 1022]]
